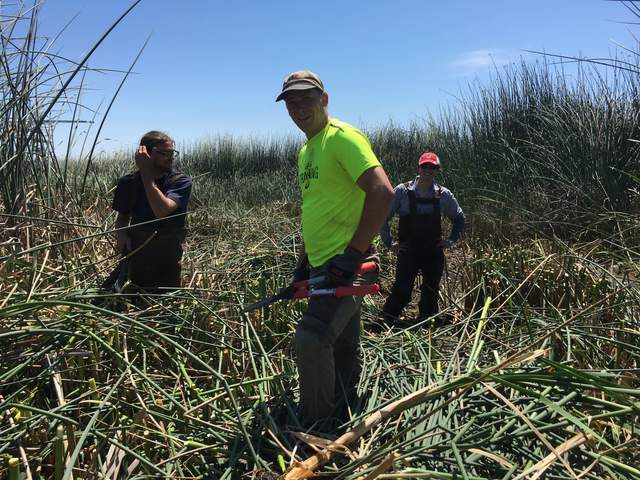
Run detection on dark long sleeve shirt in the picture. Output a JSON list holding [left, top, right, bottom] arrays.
[[112, 169, 192, 230]]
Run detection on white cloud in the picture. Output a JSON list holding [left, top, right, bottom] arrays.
[[449, 49, 520, 74]]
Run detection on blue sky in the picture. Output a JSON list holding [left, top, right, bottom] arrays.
[[34, 0, 635, 155]]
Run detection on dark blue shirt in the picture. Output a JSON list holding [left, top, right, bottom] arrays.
[[112, 169, 192, 230]]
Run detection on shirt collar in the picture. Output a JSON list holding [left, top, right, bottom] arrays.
[[409, 177, 437, 195]]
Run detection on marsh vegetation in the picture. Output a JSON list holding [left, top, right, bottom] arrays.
[[1, 2, 638, 479]]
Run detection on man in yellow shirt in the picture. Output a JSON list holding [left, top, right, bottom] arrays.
[[276, 70, 394, 429]]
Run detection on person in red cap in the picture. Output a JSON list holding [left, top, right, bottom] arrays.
[[378, 150, 465, 327]]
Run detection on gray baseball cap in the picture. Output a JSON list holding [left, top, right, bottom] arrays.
[[276, 70, 325, 102]]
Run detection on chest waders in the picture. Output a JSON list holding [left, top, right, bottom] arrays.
[[398, 187, 442, 252], [128, 172, 186, 290], [382, 185, 446, 323]]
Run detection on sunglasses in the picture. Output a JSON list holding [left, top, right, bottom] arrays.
[[154, 148, 179, 158], [420, 163, 438, 170]]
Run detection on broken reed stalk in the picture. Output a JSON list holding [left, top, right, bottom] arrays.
[[7, 458, 19, 480], [47, 354, 75, 480], [281, 350, 548, 479], [0, 395, 33, 480]]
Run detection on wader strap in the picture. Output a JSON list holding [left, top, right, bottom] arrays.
[[407, 189, 417, 218]]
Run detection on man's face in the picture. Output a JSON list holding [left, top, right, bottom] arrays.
[[419, 163, 439, 180], [151, 140, 176, 172], [284, 88, 328, 138]]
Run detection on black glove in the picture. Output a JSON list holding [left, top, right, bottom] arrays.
[[292, 253, 310, 283], [325, 246, 363, 286]]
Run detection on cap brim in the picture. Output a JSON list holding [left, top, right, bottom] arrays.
[[418, 160, 440, 167], [275, 83, 321, 102]]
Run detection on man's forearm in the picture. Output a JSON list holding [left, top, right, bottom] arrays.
[[348, 186, 394, 253], [141, 177, 178, 218], [379, 199, 398, 248], [449, 212, 465, 243], [294, 241, 307, 269], [114, 213, 131, 253], [379, 219, 393, 247]]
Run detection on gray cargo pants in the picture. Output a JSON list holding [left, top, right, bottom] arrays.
[[295, 260, 378, 426]]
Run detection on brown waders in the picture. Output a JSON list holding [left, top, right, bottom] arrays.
[[128, 226, 185, 290]]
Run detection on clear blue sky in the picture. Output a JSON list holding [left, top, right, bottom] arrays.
[[35, 0, 634, 154]]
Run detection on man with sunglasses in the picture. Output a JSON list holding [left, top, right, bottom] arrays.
[[109, 130, 192, 290], [378, 151, 465, 328]]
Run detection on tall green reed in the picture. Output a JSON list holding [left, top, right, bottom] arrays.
[[0, 0, 143, 221]]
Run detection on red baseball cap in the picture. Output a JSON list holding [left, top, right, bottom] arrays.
[[418, 151, 440, 168]]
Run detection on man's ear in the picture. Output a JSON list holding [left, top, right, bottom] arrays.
[[321, 91, 329, 107]]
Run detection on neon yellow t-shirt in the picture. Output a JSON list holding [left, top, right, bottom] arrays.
[[298, 119, 381, 267]]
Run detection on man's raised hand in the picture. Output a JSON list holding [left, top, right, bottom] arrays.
[[135, 145, 154, 178]]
